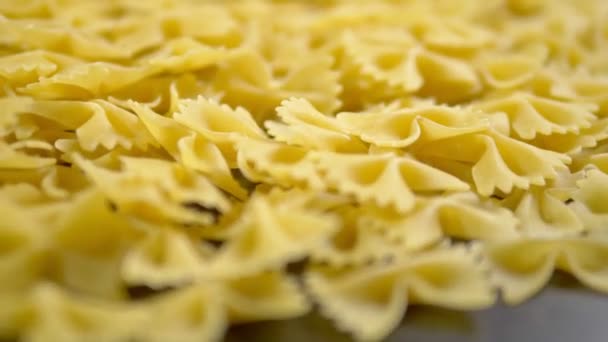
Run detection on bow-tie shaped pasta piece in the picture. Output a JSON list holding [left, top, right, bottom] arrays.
[[336, 104, 489, 148], [177, 134, 247, 198], [265, 97, 366, 152], [21, 62, 154, 100], [79, 100, 158, 152], [0, 97, 33, 137], [140, 282, 227, 342], [366, 192, 519, 251], [513, 66, 577, 100], [306, 247, 495, 341], [121, 228, 213, 289], [568, 169, 608, 231], [501, 187, 583, 235], [569, 75, 608, 116], [24, 284, 149, 342], [268, 50, 341, 116], [414, 49, 482, 103], [199, 186, 348, 241], [0, 159, 85, 201], [338, 26, 482, 103], [415, 130, 570, 196], [127, 100, 190, 157], [220, 271, 310, 323], [75, 156, 231, 226], [138, 37, 228, 74], [37, 163, 89, 199], [530, 117, 608, 155], [313, 151, 470, 213], [0, 18, 135, 60], [22, 281, 227, 342], [236, 138, 324, 189], [208, 194, 339, 278], [479, 54, 544, 89], [87, 16, 165, 59], [340, 27, 424, 94], [246, 26, 320, 77], [128, 101, 246, 198], [9, 98, 157, 152], [571, 138, 608, 173], [0, 183, 46, 204], [212, 49, 341, 122], [0, 183, 76, 224], [0, 50, 81, 86], [211, 51, 280, 120], [173, 96, 267, 163], [473, 92, 597, 140], [0, 140, 55, 169], [414, 18, 495, 54], [308, 2, 406, 34], [0, 196, 48, 292], [483, 236, 608, 305], [501, 7, 585, 59], [106, 72, 211, 114], [51, 189, 146, 299], [160, 5, 240, 45], [261, 186, 351, 213], [476, 44, 549, 89], [310, 205, 403, 266], [174, 97, 267, 143]]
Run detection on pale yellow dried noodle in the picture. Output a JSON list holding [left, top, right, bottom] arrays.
[[1, 0, 608, 341]]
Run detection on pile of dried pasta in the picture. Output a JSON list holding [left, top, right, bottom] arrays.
[[2, 0, 608, 340]]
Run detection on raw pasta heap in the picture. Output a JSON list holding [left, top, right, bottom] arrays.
[[2, 0, 608, 341]]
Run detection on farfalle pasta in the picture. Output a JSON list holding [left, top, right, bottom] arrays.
[[309, 204, 404, 266], [0, 50, 81, 87], [127, 101, 246, 198], [265, 97, 367, 153], [501, 186, 584, 235], [306, 246, 495, 341], [472, 92, 597, 139], [366, 192, 520, 249], [207, 193, 339, 278], [121, 228, 212, 289], [75, 156, 231, 225], [336, 102, 489, 148], [313, 151, 470, 212], [236, 138, 325, 189], [414, 129, 570, 196], [2, 0, 608, 341], [0, 195, 48, 292], [483, 235, 608, 305]]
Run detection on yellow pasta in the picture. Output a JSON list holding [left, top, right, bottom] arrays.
[[207, 193, 339, 278], [75, 156, 231, 225], [415, 129, 570, 196], [336, 102, 489, 147], [221, 271, 310, 323], [266, 97, 366, 152], [0, 195, 47, 293], [472, 92, 597, 139], [501, 187, 584, 235], [310, 204, 404, 266], [313, 151, 470, 212], [483, 236, 608, 304], [121, 228, 212, 288], [306, 246, 495, 341], [128, 101, 246, 198], [2, 0, 608, 341], [236, 138, 325, 189]]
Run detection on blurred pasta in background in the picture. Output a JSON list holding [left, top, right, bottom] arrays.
[[2, 0, 608, 341]]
